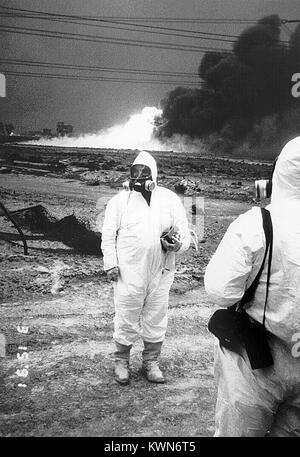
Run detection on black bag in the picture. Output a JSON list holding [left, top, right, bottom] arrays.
[[208, 208, 274, 370]]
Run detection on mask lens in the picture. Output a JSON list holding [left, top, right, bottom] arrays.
[[130, 164, 151, 180]]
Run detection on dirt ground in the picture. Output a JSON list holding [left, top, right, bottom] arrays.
[[0, 144, 266, 437]]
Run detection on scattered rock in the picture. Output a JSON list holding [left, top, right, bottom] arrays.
[[35, 266, 50, 274], [174, 180, 188, 194], [0, 166, 12, 174]]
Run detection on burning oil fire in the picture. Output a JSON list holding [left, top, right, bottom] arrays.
[[26, 106, 204, 153], [28, 107, 162, 150]]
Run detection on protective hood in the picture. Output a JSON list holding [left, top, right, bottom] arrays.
[[271, 136, 300, 206], [132, 151, 157, 185]]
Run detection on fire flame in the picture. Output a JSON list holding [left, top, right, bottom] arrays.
[[28, 107, 163, 150], [26, 106, 204, 153]]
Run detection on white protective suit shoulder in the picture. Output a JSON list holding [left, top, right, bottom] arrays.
[[205, 136, 300, 350]]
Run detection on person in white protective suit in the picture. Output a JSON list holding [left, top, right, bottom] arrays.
[[204, 137, 300, 437], [101, 151, 190, 385]]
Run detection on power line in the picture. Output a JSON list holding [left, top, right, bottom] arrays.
[[2, 7, 294, 24], [0, 13, 238, 43], [281, 20, 300, 23], [0, 11, 261, 24], [0, 6, 289, 45], [95, 18, 296, 24], [0, 58, 199, 79], [0, 6, 242, 43], [4, 69, 204, 86], [0, 25, 232, 53], [0, 5, 250, 31]]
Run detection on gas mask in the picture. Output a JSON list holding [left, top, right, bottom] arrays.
[[123, 164, 155, 193], [123, 163, 155, 206]]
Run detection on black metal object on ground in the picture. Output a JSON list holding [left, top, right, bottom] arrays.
[[0, 201, 29, 255], [1, 203, 102, 255]]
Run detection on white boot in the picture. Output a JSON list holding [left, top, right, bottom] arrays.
[[142, 360, 165, 383], [114, 342, 131, 385], [142, 341, 165, 383], [114, 359, 130, 385]]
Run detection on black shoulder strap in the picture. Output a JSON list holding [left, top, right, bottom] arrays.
[[262, 208, 273, 327], [240, 208, 273, 308]]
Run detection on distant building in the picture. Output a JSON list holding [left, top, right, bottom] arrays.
[[0, 121, 38, 143], [5, 123, 14, 135], [26, 131, 43, 137], [0, 122, 14, 136], [42, 128, 52, 138], [56, 122, 73, 137], [0, 122, 15, 136]]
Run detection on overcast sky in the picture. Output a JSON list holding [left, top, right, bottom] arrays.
[[0, 0, 299, 135]]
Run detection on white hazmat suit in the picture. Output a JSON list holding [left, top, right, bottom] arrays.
[[101, 151, 190, 348], [205, 137, 300, 437]]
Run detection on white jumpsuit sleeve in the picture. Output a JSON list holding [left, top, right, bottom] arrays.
[[101, 195, 121, 271], [172, 193, 191, 254], [204, 208, 265, 307]]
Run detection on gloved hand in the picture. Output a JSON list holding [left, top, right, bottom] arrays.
[[106, 266, 119, 281], [161, 232, 182, 252]]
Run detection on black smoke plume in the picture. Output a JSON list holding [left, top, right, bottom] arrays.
[[154, 15, 300, 156]]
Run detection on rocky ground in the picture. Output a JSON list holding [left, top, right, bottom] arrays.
[[0, 144, 268, 437]]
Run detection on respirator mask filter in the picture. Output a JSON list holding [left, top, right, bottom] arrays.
[[255, 179, 272, 200], [254, 157, 277, 200]]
